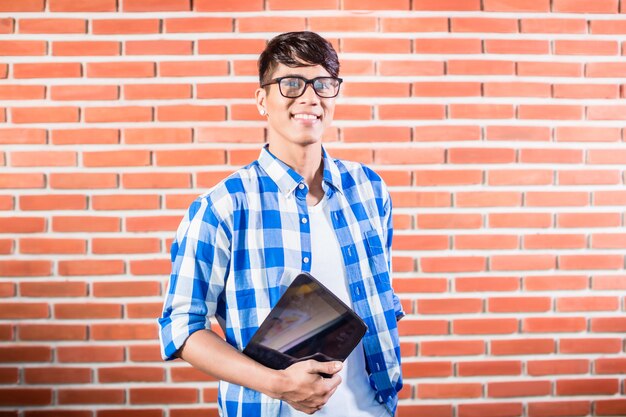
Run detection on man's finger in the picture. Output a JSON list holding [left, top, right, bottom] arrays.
[[308, 360, 342, 376]]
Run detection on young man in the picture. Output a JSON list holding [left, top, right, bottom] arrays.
[[158, 31, 404, 417]]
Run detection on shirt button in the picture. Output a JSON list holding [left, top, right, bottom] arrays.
[[303, 257, 310, 264], [298, 183, 305, 190], [377, 395, 383, 403], [301, 217, 308, 224]]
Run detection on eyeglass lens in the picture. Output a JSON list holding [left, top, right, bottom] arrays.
[[279, 77, 340, 98]]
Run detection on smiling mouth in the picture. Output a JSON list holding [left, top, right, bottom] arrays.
[[291, 113, 321, 121]]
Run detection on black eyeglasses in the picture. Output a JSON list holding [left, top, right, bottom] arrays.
[[261, 76, 343, 98]]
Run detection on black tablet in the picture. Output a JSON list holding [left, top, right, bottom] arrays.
[[243, 272, 367, 372]]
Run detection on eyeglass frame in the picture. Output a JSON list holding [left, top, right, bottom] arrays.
[[260, 75, 343, 98]]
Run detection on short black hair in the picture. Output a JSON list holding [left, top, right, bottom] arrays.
[[258, 31, 340, 85]]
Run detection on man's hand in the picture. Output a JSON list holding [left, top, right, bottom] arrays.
[[274, 360, 343, 414]]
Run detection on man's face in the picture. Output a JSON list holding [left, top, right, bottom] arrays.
[[255, 63, 337, 149]]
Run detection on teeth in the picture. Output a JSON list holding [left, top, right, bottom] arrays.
[[293, 114, 318, 120]]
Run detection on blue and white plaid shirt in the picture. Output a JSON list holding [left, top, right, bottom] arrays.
[[158, 145, 404, 417]]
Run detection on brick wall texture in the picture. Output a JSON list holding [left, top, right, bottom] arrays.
[[1, 0, 626, 416]]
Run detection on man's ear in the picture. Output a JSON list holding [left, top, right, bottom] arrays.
[[255, 88, 267, 117]]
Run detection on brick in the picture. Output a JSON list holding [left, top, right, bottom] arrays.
[[238, 16, 304, 32], [0, 303, 48, 319], [484, 0, 549, 11], [561, 338, 622, 354], [452, 18, 518, 33], [58, 260, 124, 276], [489, 169, 552, 186], [129, 260, 173, 276], [489, 297, 551, 313], [49, 0, 117, 12], [0, 239, 13, 253], [342, 82, 411, 98], [393, 234, 448, 251], [524, 275, 588, 291], [92, 194, 160, 210], [586, 62, 626, 77], [128, 344, 162, 362], [522, 18, 587, 33], [20, 18, 85, 34], [124, 84, 191, 100], [454, 277, 520, 292], [391, 191, 451, 208], [588, 105, 626, 120], [457, 192, 521, 208], [528, 401, 590, 417], [523, 317, 586, 333], [378, 104, 444, 120], [122, 173, 190, 189], [0, 17, 11, 34], [555, 40, 618, 56], [413, 0, 479, 10], [450, 104, 514, 119], [558, 296, 619, 312], [97, 410, 163, 417], [518, 62, 583, 77], [594, 191, 626, 205], [342, 38, 411, 54], [53, 41, 120, 56], [159, 60, 228, 77], [0, 0, 44, 11], [0, 217, 45, 234], [454, 318, 518, 335], [592, 233, 626, 249], [0, 128, 46, 144], [591, 20, 626, 34], [93, 19, 160, 34], [491, 255, 555, 271], [456, 234, 519, 250], [553, 0, 618, 13], [52, 216, 120, 232], [51, 173, 118, 189], [379, 61, 444, 76], [485, 82, 551, 98], [0, 389, 52, 406], [51, 85, 119, 101], [486, 40, 549, 54], [420, 340, 484, 356], [448, 60, 515, 75], [0, 174, 45, 189], [199, 39, 265, 54], [597, 400, 626, 416], [311, 16, 380, 32], [554, 84, 619, 99], [558, 212, 621, 227], [93, 281, 160, 297], [413, 82, 480, 97], [55, 303, 122, 319], [57, 346, 124, 363], [127, 302, 162, 318], [20, 238, 86, 254], [592, 275, 626, 290], [85, 106, 153, 123], [24, 368, 91, 384], [195, 0, 261, 10], [491, 339, 554, 355], [52, 129, 119, 145], [398, 319, 448, 336], [488, 381, 551, 398], [421, 256, 485, 273], [591, 317, 626, 332], [342, 126, 410, 143], [126, 216, 181, 232], [155, 149, 225, 166], [19, 195, 86, 212], [524, 234, 585, 249], [596, 358, 626, 373], [20, 281, 87, 297], [0, 41, 45, 56], [343, 0, 408, 9], [0, 260, 51, 276], [130, 388, 197, 404], [125, 127, 191, 144], [0, 346, 51, 363], [11, 151, 76, 167], [0, 368, 17, 383], [123, 0, 190, 11], [83, 150, 151, 167], [458, 361, 521, 376], [19, 324, 86, 341], [92, 323, 158, 340], [556, 126, 621, 142], [415, 170, 482, 186], [418, 298, 482, 314], [0, 85, 45, 100], [171, 367, 217, 382], [93, 238, 161, 254], [88, 62, 155, 78], [486, 126, 550, 142], [157, 105, 225, 121], [526, 191, 589, 207], [99, 367, 164, 383], [557, 378, 618, 395], [521, 149, 583, 164], [58, 388, 125, 404], [416, 39, 482, 54], [418, 214, 482, 230], [12, 107, 79, 123], [418, 383, 482, 399], [126, 40, 192, 56], [374, 148, 443, 164], [519, 105, 583, 120]]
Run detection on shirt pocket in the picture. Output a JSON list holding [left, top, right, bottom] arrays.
[[363, 228, 392, 291]]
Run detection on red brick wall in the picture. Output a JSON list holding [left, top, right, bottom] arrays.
[[1, 0, 625, 416]]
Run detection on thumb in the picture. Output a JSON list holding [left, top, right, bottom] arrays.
[[309, 360, 342, 375]]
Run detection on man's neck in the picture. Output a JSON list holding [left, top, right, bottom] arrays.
[[268, 140, 325, 205]]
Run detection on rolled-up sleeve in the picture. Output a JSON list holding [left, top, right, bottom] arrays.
[[383, 191, 405, 322], [158, 197, 231, 360]]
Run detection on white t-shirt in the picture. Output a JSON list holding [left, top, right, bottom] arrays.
[[279, 196, 388, 417]]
